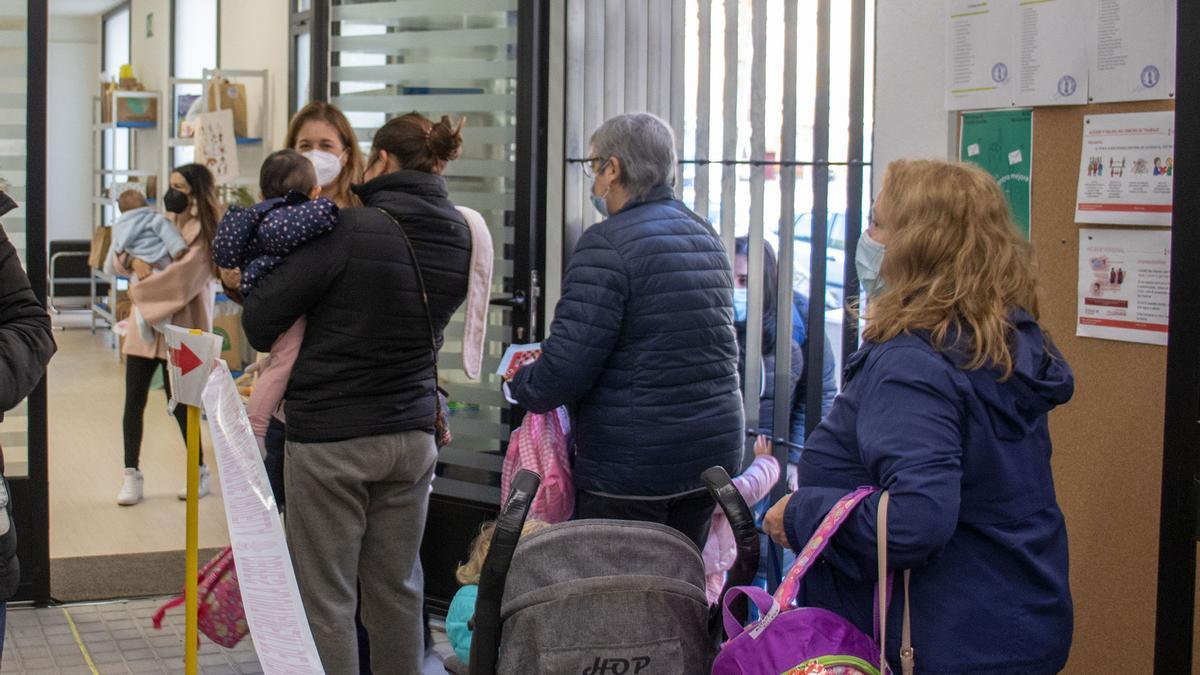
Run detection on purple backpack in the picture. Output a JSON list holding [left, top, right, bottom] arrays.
[[712, 488, 914, 675]]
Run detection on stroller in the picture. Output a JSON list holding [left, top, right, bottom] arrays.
[[469, 467, 761, 674]]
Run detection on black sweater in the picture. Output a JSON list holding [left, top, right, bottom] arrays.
[[242, 171, 471, 443]]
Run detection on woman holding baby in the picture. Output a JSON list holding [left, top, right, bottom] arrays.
[[114, 163, 220, 507]]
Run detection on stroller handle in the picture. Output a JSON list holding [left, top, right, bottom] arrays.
[[469, 469, 542, 675], [702, 466, 761, 640]]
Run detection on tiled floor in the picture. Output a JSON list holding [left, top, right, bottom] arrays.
[[0, 599, 453, 674]]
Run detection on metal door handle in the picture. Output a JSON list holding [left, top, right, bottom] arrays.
[[489, 292, 528, 308]]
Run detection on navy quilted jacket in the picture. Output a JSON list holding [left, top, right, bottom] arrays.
[[509, 185, 744, 497]]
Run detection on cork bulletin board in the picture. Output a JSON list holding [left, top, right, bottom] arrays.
[[1021, 98, 1174, 671]]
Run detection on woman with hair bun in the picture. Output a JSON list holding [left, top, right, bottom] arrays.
[[241, 111, 472, 673]]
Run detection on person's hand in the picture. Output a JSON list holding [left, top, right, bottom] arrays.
[[763, 494, 793, 548], [131, 258, 153, 281], [219, 267, 241, 290], [753, 434, 773, 458]]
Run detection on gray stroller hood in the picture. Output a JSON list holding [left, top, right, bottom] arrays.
[[497, 520, 712, 674], [501, 519, 707, 616]]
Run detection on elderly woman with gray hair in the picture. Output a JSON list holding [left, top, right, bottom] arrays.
[[506, 113, 743, 548]]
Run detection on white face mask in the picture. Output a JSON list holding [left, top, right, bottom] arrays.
[[303, 150, 344, 188], [855, 228, 886, 295]]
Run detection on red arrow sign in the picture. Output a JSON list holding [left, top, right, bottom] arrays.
[[169, 342, 203, 376]]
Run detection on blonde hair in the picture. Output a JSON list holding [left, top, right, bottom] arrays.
[[863, 159, 1041, 379], [455, 519, 549, 586]]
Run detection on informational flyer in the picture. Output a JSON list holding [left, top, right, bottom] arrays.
[[960, 109, 1032, 238], [1088, 0, 1176, 103], [1075, 112, 1174, 226], [1014, 0, 1089, 107], [1077, 228, 1170, 346], [946, 0, 1017, 110], [194, 109, 239, 185]]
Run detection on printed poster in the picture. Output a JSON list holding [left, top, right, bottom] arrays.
[[1077, 228, 1170, 346], [960, 109, 1032, 238], [1088, 0, 1176, 103], [946, 0, 1018, 110], [1014, 0, 1089, 107], [1075, 112, 1175, 226], [194, 109, 239, 185]]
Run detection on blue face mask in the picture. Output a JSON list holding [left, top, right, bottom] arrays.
[[732, 287, 749, 323], [855, 229, 886, 295], [591, 178, 610, 218]]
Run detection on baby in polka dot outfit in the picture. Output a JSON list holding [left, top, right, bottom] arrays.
[[213, 149, 338, 295], [212, 149, 338, 472]]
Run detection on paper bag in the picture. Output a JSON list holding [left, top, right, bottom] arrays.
[[88, 226, 112, 270], [206, 78, 249, 138]]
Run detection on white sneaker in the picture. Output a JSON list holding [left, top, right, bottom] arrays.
[[117, 468, 144, 506], [178, 465, 212, 501]]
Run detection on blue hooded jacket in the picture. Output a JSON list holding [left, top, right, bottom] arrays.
[[783, 310, 1074, 674]]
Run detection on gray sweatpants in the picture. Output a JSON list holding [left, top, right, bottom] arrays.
[[284, 430, 437, 675]]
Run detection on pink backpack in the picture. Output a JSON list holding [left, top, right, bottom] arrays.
[[152, 546, 249, 648], [501, 407, 573, 523]]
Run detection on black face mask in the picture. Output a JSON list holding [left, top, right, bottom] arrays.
[[163, 188, 189, 214]]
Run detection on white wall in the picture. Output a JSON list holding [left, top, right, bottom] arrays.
[[47, 15, 100, 242], [129, 0, 169, 177], [871, 0, 956, 195], [220, 0, 290, 148]]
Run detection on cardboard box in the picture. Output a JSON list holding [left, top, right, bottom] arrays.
[[211, 312, 245, 372], [101, 83, 159, 126]]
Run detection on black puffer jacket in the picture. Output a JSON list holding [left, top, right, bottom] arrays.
[[510, 185, 744, 497], [243, 171, 471, 443]]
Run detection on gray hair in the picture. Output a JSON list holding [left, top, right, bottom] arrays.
[[589, 112, 677, 198]]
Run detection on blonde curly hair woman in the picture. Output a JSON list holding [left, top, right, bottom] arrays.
[[764, 159, 1075, 674]]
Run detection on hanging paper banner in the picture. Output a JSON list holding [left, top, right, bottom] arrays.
[[202, 362, 323, 675]]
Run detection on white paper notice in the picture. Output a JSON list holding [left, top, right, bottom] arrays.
[[1075, 112, 1175, 226], [946, 0, 1017, 110], [202, 363, 324, 675], [1015, 0, 1089, 106], [1077, 229, 1170, 345], [194, 109, 240, 185], [1088, 0, 1176, 103]]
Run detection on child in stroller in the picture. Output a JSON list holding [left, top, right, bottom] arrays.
[[446, 518, 550, 671], [469, 468, 760, 674]]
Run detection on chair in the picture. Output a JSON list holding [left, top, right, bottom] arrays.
[[48, 239, 108, 323]]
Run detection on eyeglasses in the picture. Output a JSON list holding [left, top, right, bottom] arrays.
[[581, 156, 610, 179]]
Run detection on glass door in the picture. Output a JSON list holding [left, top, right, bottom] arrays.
[[327, 0, 542, 610], [0, 0, 49, 602]]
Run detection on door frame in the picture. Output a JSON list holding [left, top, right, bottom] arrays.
[[1154, 0, 1199, 668], [14, 0, 50, 604]]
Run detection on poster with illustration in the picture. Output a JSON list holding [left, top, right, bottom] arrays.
[[1077, 228, 1170, 346], [194, 109, 239, 185], [1075, 112, 1174, 226], [960, 109, 1032, 238]]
